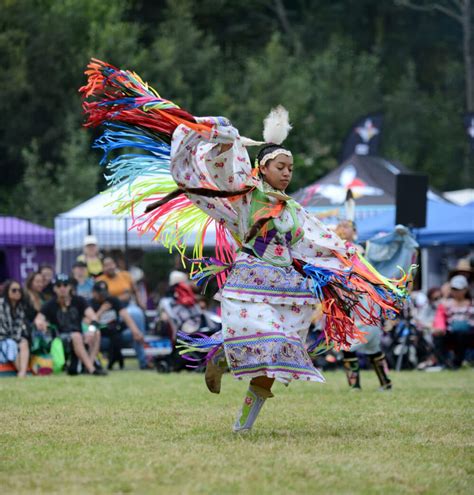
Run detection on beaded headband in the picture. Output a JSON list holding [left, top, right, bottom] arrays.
[[259, 148, 293, 166]]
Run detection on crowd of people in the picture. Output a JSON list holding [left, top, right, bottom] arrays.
[[0, 232, 473, 379], [409, 265, 474, 371], [0, 237, 146, 376], [0, 235, 222, 377]]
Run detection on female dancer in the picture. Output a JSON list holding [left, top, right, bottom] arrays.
[[80, 60, 409, 432]]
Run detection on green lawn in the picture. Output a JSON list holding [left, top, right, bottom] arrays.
[[0, 369, 472, 495]]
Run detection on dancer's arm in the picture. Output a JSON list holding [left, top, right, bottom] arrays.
[[171, 123, 256, 194], [291, 207, 349, 268]]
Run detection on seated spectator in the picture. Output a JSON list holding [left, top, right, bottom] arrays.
[[34, 274, 106, 376], [90, 281, 146, 370], [413, 287, 443, 369], [129, 266, 149, 309], [116, 288, 149, 368], [158, 271, 220, 372], [161, 272, 217, 336], [72, 261, 94, 301], [433, 275, 474, 369], [0, 280, 32, 377], [39, 263, 55, 301], [25, 271, 45, 313], [97, 257, 146, 309], [77, 235, 103, 277]]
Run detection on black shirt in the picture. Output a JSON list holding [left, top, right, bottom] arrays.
[[42, 283, 55, 302], [41, 296, 89, 334], [90, 296, 124, 334]]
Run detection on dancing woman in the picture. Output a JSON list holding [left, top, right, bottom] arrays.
[[80, 60, 409, 432]]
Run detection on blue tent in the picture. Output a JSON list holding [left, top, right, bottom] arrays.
[[357, 200, 474, 246]]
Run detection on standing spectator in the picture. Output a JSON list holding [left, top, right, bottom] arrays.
[[77, 235, 103, 277], [71, 261, 94, 301], [34, 274, 106, 376], [96, 257, 145, 309], [433, 275, 474, 369], [39, 263, 55, 301], [90, 281, 146, 370], [25, 271, 45, 313], [413, 287, 444, 369], [0, 280, 31, 377]]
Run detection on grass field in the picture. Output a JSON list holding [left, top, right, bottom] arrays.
[[0, 369, 472, 495]]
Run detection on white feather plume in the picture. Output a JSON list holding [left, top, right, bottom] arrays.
[[263, 105, 292, 144]]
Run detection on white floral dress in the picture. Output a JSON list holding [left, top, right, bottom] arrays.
[[171, 124, 352, 384]]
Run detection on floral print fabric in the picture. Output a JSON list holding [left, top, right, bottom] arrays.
[[221, 252, 318, 305], [221, 298, 324, 384]]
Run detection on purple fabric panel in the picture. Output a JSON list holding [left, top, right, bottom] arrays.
[[0, 217, 54, 246], [252, 229, 277, 257], [3, 246, 55, 283]]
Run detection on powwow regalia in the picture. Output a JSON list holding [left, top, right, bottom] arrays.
[[81, 59, 410, 432]]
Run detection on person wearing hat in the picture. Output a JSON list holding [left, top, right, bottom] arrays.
[[433, 275, 474, 369], [77, 235, 103, 277], [448, 258, 473, 283], [168, 270, 188, 288], [71, 260, 94, 301], [90, 280, 146, 370], [34, 274, 107, 375]]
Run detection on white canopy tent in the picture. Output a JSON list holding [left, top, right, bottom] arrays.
[[54, 188, 217, 272], [443, 188, 474, 206]]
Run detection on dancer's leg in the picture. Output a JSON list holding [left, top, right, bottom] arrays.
[[233, 379, 274, 433], [369, 352, 392, 390], [342, 351, 361, 389], [205, 345, 227, 394], [250, 375, 275, 391]]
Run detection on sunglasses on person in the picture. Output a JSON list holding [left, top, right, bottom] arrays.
[[9, 287, 21, 293], [54, 282, 70, 288]]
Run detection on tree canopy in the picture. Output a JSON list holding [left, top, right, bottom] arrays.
[[0, 0, 471, 225]]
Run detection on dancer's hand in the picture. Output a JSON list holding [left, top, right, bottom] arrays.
[[209, 124, 239, 144], [195, 116, 231, 127]]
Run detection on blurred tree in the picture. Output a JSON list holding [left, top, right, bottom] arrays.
[[0, 0, 143, 214], [383, 61, 466, 189], [395, 0, 473, 184], [143, 0, 221, 113], [395, 0, 473, 110], [0, 0, 470, 223], [10, 117, 98, 226]]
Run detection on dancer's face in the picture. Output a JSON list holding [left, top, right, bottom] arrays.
[[260, 154, 293, 191]]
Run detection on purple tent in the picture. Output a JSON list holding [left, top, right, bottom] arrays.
[[0, 216, 55, 283]]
